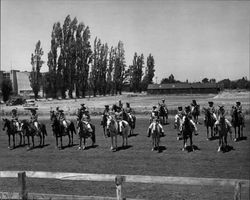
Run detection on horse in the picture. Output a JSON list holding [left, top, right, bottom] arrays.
[[147, 121, 161, 152], [21, 120, 47, 149], [181, 116, 194, 151], [122, 111, 136, 136], [214, 116, 231, 152], [158, 104, 168, 125], [203, 107, 216, 140], [191, 105, 200, 124], [2, 118, 25, 149], [106, 116, 130, 151], [50, 111, 76, 149], [231, 107, 244, 141], [77, 120, 96, 150]]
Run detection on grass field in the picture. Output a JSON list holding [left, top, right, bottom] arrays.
[[0, 116, 249, 200]]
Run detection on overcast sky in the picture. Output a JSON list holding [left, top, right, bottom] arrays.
[[1, 0, 249, 82]]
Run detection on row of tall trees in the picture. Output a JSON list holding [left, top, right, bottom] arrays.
[[29, 15, 155, 99]]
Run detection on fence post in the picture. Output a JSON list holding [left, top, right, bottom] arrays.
[[18, 172, 28, 200], [115, 175, 126, 200], [234, 181, 241, 200]]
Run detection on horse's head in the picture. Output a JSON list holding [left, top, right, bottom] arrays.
[[2, 118, 9, 131], [106, 116, 115, 131]]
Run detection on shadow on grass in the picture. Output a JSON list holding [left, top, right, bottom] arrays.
[[222, 145, 235, 153], [116, 145, 132, 151], [209, 136, 219, 141], [84, 144, 99, 150], [128, 133, 139, 138], [185, 145, 200, 152], [158, 145, 166, 153]]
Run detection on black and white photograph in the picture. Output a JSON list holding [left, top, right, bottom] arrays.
[[0, 0, 249, 199]]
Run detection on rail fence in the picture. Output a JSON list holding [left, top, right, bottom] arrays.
[[0, 171, 249, 200]]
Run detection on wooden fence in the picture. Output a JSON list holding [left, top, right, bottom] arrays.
[[0, 171, 249, 200]]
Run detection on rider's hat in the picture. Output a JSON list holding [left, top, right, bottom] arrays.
[[191, 100, 197, 106], [153, 105, 157, 109], [12, 108, 17, 113], [236, 101, 241, 105], [208, 101, 214, 105], [105, 105, 109, 108], [81, 103, 85, 106], [162, 99, 165, 101], [185, 106, 191, 111], [177, 106, 183, 111], [126, 102, 130, 106], [56, 106, 60, 110]]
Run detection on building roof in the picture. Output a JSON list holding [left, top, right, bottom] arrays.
[[147, 83, 218, 90]]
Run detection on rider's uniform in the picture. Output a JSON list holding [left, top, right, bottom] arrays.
[[124, 104, 134, 122], [148, 107, 164, 136], [159, 100, 168, 113], [208, 102, 217, 121], [78, 106, 93, 132], [180, 106, 198, 134], [58, 110, 68, 129], [11, 109, 21, 131], [115, 108, 124, 133], [235, 102, 245, 126], [214, 107, 232, 132], [30, 109, 39, 130], [175, 107, 185, 130]]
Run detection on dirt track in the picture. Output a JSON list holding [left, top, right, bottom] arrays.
[[0, 117, 249, 200]]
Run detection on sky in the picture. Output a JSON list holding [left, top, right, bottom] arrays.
[[1, 0, 250, 82]]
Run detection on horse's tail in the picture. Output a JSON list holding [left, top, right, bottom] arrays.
[[70, 121, 77, 135]]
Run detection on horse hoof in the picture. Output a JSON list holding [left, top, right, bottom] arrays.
[[151, 148, 154, 151], [234, 138, 237, 142], [182, 148, 185, 151], [78, 147, 82, 150], [82, 146, 86, 150], [8, 146, 10, 149], [217, 147, 221, 152]]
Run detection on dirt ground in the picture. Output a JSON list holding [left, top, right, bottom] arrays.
[[0, 116, 249, 200]]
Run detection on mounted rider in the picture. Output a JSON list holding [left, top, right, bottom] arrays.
[[181, 106, 198, 135], [148, 105, 164, 137], [114, 105, 125, 134], [29, 108, 40, 132], [159, 99, 168, 113], [11, 108, 21, 131], [77, 103, 93, 133], [215, 105, 232, 133], [58, 109, 68, 130], [191, 100, 200, 114], [234, 101, 245, 126], [124, 102, 135, 123], [101, 105, 111, 126], [174, 106, 185, 129], [207, 101, 217, 121]]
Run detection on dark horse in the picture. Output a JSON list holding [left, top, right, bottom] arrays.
[[21, 120, 47, 149], [203, 108, 216, 140], [2, 118, 25, 149], [214, 116, 231, 152], [158, 104, 168, 125], [77, 120, 96, 150], [231, 107, 244, 141], [181, 116, 194, 151], [50, 111, 76, 149], [191, 105, 200, 124]]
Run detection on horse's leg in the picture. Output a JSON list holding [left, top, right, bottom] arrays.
[[56, 136, 58, 149], [19, 133, 22, 146], [110, 136, 113, 150], [182, 138, 186, 151], [238, 126, 241, 140], [234, 127, 237, 141], [190, 134, 193, 151], [32, 136, 35, 148], [27, 136, 30, 150], [115, 135, 117, 150], [8, 135, 11, 149], [39, 134, 42, 146], [206, 126, 209, 140], [83, 138, 86, 150], [13, 134, 15, 149], [60, 136, 63, 149]]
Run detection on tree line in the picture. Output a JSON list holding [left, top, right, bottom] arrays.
[[29, 15, 155, 99]]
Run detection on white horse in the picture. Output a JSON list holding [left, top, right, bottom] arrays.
[[106, 116, 130, 151]]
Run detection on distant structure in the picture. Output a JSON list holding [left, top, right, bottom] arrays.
[[147, 83, 220, 94], [0, 70, 34, 96]]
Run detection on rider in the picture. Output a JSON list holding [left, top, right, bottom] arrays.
[[208, 101, 217, 121], [29, 108, 39, 131], [58, 109, 68, 129], [174, 106, 185, 129], [77, 103, 93, 133], [235, 101, 245, 126], [118, 99, 123, 110], [159, 99, 168, 113], [215, 105, 232, 133], [11, 108, 21, 131], [148, 105, 164, 137], [191, 100, 199, 114], [181, 106, 198, 135], [124, 102, 134, 122], [114, 105, 124, 134], [101, 105, 111, 125]]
